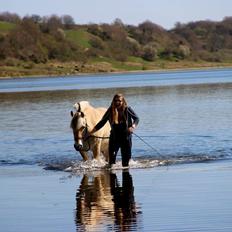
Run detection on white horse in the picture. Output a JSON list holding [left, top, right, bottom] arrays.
[[70, 101, 110, 161]]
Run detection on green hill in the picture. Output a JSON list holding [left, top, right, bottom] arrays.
[[65, 28, 92, 48], [0, 14, 231, 78]]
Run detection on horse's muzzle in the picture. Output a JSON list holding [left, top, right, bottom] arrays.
[[74, 143, 83, 151]]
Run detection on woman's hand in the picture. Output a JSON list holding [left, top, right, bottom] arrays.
[[128, 125, 136, 133], [84, 128, 96, 140]]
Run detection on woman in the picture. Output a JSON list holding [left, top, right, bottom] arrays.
[[88, 93, 139, 167]]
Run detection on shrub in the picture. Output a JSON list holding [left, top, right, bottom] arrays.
[[142, 45, 157, 61]]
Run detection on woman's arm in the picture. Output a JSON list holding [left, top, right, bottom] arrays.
[[128, 106, 139, 127], [127, 106, 139, 133]]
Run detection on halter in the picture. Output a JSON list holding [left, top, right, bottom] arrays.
[[76, 118, 88, 140], [71, 110, 91, 152], [72, 109, 110, 152], [77, 128, 92, 152]]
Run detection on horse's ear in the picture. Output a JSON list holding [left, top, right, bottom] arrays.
[[70, 111, 74, 117], [80, 112, 85, 117]]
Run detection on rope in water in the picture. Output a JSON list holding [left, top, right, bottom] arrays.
[[133, 133, 163, 156], [90, 133, 162, 157]]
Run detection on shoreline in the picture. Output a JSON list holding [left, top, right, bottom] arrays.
[[1, 67, 232, 94], [0, 62, 231, 80]]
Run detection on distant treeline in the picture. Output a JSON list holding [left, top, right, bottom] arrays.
[[0, 12, 232, 65]]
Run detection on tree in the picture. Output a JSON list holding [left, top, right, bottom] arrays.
[[138, 20, 165, 44], [40, 15, 63, 33], [142, 45, 157, 61], [30, 14, 42, 24], [0, 12, 21, 23], [61, 15, 75, 29], [112, 18, 124, 27], [4, 18, 48, 63]]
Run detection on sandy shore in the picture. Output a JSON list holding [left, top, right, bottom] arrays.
[[1, 160, 232, 231]]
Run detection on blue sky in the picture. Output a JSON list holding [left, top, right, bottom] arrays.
[[1, 0, 231, 29]]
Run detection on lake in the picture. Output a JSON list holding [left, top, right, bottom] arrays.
[[1, 68, 232, 231]]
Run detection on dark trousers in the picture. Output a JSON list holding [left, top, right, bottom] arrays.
[[109, 124, 132, 167]]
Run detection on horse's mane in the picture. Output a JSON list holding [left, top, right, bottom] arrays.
[[71, 101, 107, 131], [73, 101, 90, 112], [70, 101, 91, 129]]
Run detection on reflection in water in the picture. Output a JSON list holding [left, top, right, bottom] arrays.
[[110, 171, 138, 231], [75, 170, 141, 231]]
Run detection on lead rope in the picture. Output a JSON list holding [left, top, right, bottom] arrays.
[[133, 132, 163, 156], [88, 131, 162, 155], [133, 132, 170, 166], [83, 121, 163, 158]]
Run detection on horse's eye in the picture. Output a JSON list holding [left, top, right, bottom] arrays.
[[80, 112, 85, 117]]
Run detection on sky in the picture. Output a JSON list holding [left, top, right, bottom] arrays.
[[1, 0, 232, 29]]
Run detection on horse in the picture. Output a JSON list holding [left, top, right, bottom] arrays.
[[70, 101, 110, 161]]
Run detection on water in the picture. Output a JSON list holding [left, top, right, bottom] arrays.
[[1, 68, 232, 231], [1, 68, 232, 168], [1, 68, 232, 93]]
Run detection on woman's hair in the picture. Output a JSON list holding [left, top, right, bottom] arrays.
[[110, 93, 128, 123]]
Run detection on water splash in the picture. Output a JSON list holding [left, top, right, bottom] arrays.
[[2, 151, 230, 174], [44, 157, 160, 174]]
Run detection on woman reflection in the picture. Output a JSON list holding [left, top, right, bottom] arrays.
[[110, 170, 139, 230], [75, 171, 141, 231]]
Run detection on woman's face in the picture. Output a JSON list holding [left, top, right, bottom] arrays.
[[114, 97, 123, 109]]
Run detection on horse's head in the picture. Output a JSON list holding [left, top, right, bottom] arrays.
[[70, 110, 88, 151]]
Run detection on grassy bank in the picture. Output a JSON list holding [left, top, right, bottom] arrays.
[[0, 59, 231, 79]]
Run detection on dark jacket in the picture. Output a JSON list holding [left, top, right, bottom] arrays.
[[94, 106, 139, 131]]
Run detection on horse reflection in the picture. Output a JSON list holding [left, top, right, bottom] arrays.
[[75, 170, 140, 231]]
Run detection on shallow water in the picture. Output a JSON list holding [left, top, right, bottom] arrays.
[[1, 68, 232, 231], [1, 162, 232, 232], [1, 69, 232, 168]]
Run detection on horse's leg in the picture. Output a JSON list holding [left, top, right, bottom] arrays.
[[79, 151, 89, 161], [102, 144, 109, 162], [100, 139, 109, 162], [104, 149, 109, 162], [92, 140, 101, 160]]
